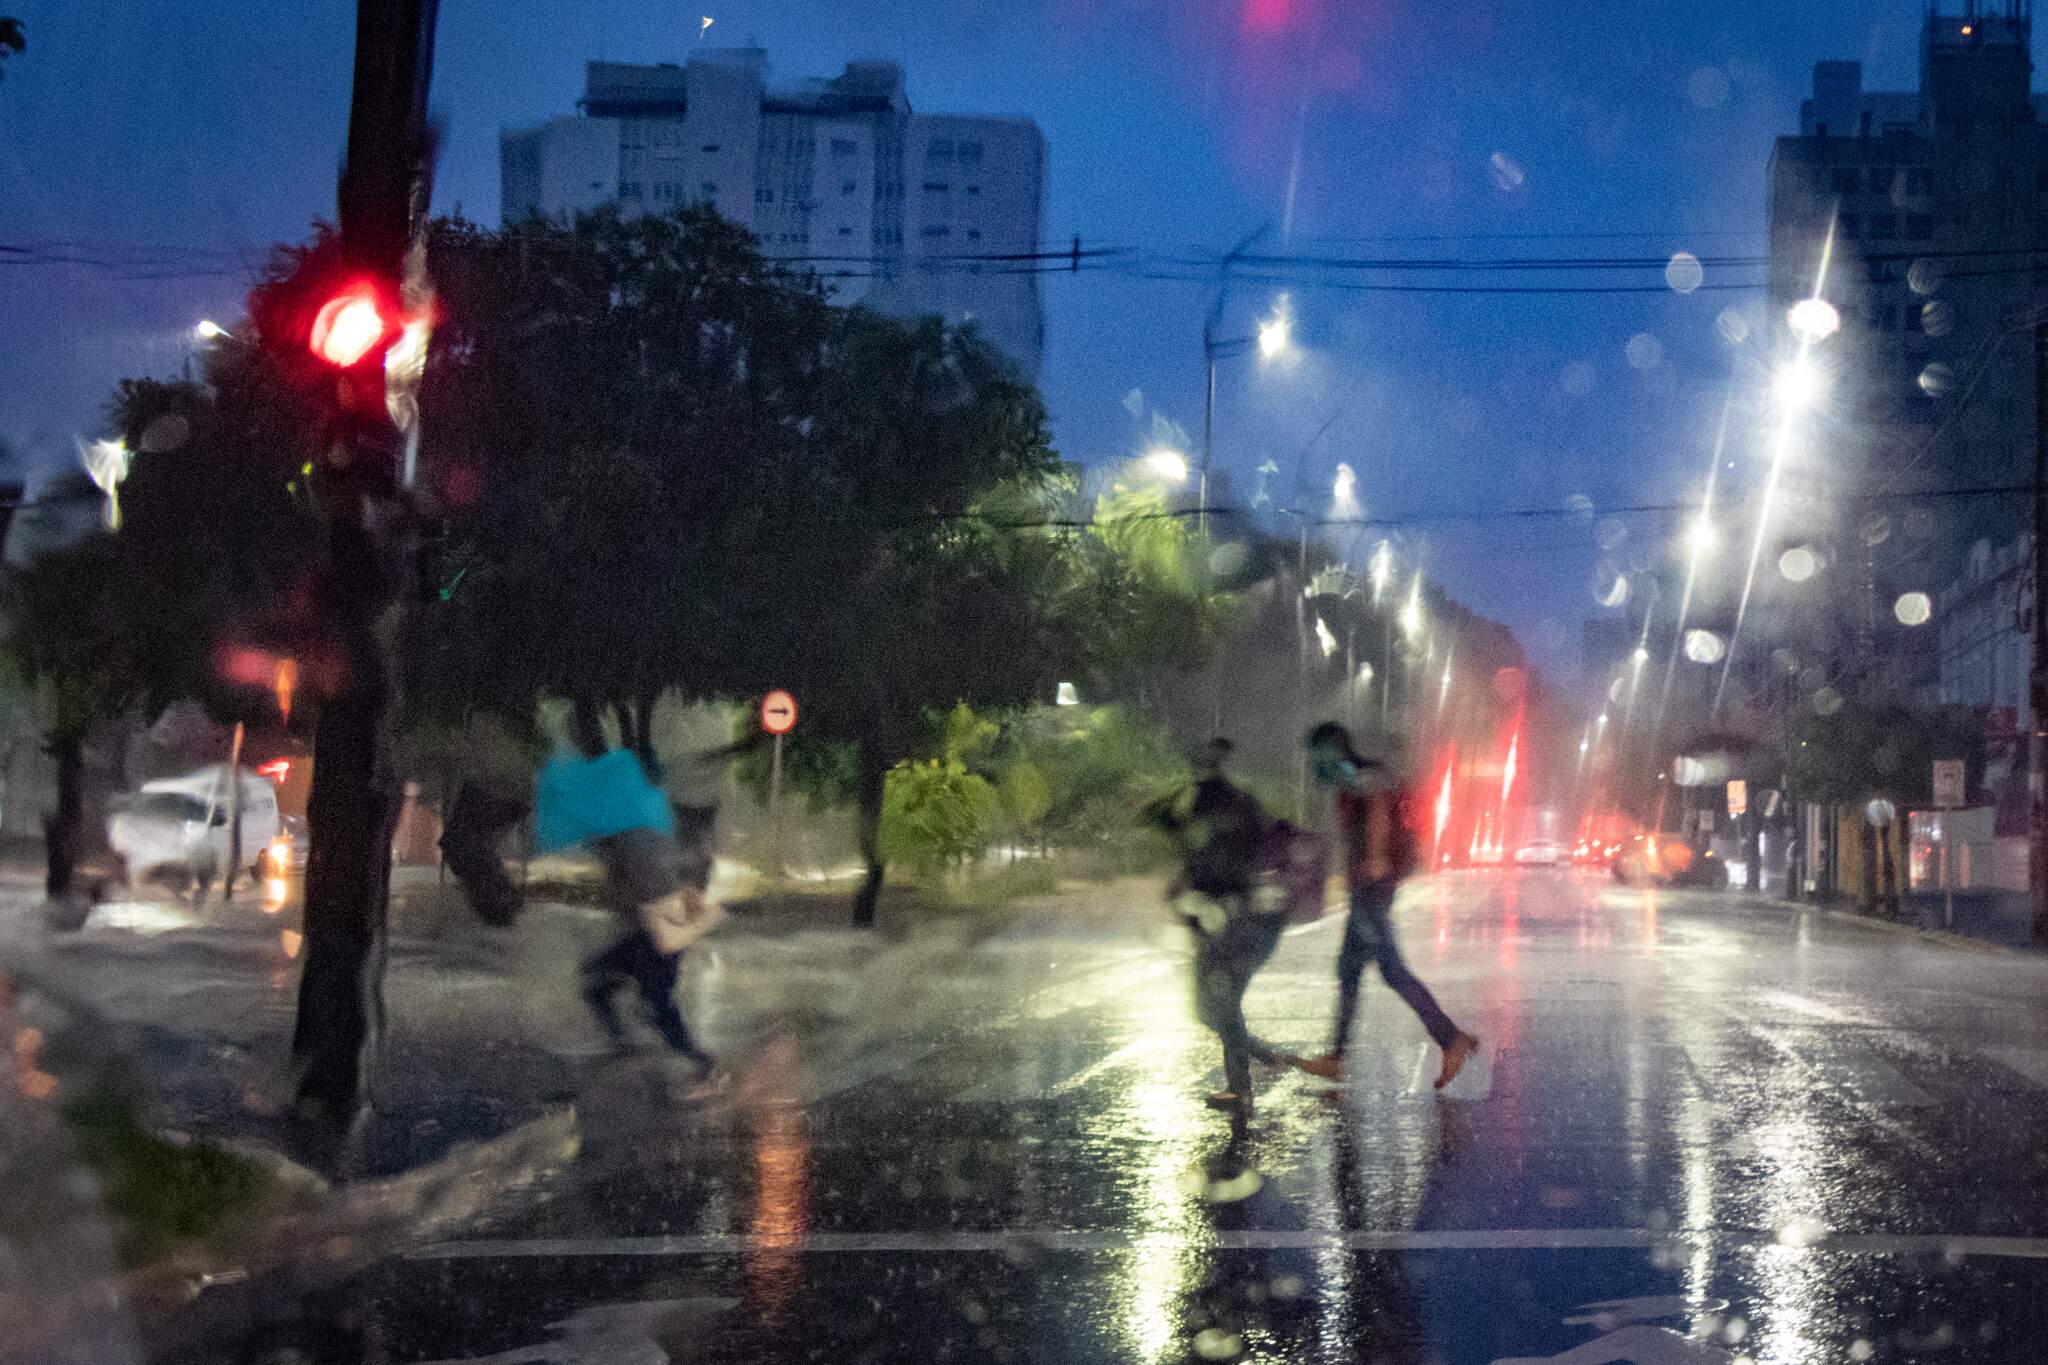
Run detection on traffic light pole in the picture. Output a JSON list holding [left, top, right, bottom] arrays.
[[289, 0, 440, 1157], [2031, 318, 2048, 948]]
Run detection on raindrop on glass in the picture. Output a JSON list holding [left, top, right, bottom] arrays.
[[1687, 65, 1732, 108], [1716, 308, 1751, 346], [1918, 361, 1954, 398], [1564, 492, 1595, 520], [1666, 251, 1705, 293], [1779, 546, 1818, 582], [1861, 513, 1892, 547], [139, 412, 191, 454], [1921, 299, 1955, 337], [1772, 647, 1801, 675], [1812, 686, 1845, 716], [1609, 675, 1628, 703], [1593, 569, 1629, 609], [1684, 629, 1726, 664], [1595, 516, 1629, 552], [1908, 257, 1945, 295], [1488, 151, 1527, 193], [1209, 542, 1247, 578], [1894, 591, 1933, 626], [1625, 332, 1664, 369]]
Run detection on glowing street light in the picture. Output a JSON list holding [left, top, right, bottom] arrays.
[[1772, 355, 1825, 412], [1144, 448, 1189, 483], [1686, 517, 1718, 557], [1370, 540, 1393, 603], [1399, 572, 1424, 637], [1786, 297, 1840, 343], [1257, 312, 1291, 360], [194, 319, 231, 341], [1633, 645, 1651, 666]]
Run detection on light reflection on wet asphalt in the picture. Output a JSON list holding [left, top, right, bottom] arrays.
[[165, 872, 2048, 1358]]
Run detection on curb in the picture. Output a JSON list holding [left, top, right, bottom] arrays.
[[1752, 894, 2029, 958]]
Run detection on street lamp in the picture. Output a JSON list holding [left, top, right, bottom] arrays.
[[1686, 517, 1718, 558], [194, 319, 232, 341], [1772, 355, 1826, 412], [1144, 448, 1189, 483]]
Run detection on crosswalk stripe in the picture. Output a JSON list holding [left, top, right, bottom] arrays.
[[409, 1228, 2048, 1261]]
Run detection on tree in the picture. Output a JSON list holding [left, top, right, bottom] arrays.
[[771, 310, 1071, 925], [0, 18, 23, 80], [1, 536, 143, 908]]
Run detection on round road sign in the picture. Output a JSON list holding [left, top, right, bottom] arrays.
[[761, 689, 798, 736]]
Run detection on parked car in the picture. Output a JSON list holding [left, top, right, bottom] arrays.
[[1610, 834, 1729, 889], [107, 765, 281, 889]]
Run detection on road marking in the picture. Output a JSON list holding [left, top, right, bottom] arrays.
[[409, 1228, 2048, 1261]]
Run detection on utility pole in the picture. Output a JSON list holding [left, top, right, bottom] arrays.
[[289, 0, 440, 1159], [2031, 318, 2048, 946]]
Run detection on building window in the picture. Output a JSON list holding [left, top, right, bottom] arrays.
[[1907, 166, 1932, 194], [702, 143, 719, 154], [841, 178, 857, 195], [966, 185, 981, 197], [966, 228, 982, 241], [928, 137, 954, 161], [839, 226, 853, 237], [1831, 167, 1862, 193], [1839, 213, 1861, 238], [1905, 214, 1933, 240], [701, 181, 717, 197], [620, 181, 642, 198], [1868, 212, 1898, 239], [831, 138, 856, 156], [922, 224, 950, 238], [958, 140, 984, 167], [922, 181, 949, 193]]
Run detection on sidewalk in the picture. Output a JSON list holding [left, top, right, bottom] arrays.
[[1737, 881, 2041, 954]]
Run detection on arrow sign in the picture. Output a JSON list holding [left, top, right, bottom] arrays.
[[761, 689, 798, 736]]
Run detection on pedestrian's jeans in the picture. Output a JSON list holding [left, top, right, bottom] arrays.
[[1193, 908, 1286, 1097], [1333, 879, 1459, 1057], [582, 927, 711, 1065]]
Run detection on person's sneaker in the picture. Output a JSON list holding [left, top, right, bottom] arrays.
[[1204, 1089, 1251, 1115], [1292, 1052, 1345, 1082], [1435, 1032, 1480, 1090], [672, 1061, 731, 1102]]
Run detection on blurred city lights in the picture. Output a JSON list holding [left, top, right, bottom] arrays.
[[1357, 661, 1374, 685], [79, 437, 131, 530], [1772, 356, 1825, 411], [1786, 297, 1840, 343], [1257, 302, 1292, 359], [1369, 540, 1393, 602], [1685, 629, 1727, 664], [1330, 462, 1358, 519], [1314, 616, 1338, 657], [1633, 645, 1650, 666], [194, 319, 230, 340], [1055, 682, 1080, 706], [1400, 572, 1424, 636], [1779, 546, 1819, 582], [1894, 591, 1933, 626], [1686, 518, 1717, 557], [1143, 448, 1189, 483]]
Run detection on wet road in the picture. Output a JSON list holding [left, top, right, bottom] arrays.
[[343, 868, 2048, 1364]]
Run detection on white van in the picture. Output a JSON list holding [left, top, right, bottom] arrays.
[[107, 764, 281, 888]]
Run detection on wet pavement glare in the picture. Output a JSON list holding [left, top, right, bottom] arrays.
[[347, 869, 2048, 1363]]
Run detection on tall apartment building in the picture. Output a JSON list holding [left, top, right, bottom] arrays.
[[1767, 1, 2048, 706], [501, 50, 1047, 377]]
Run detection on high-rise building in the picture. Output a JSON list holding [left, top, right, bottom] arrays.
[[1767, 1, 2048, 706], [501, 49, 1048, 377]]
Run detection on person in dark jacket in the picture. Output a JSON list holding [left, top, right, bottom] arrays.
[[1296, 722, 1478, 1089], [1151, 738, 1293, 1116]]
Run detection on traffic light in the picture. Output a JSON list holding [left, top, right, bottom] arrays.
[[307, 281, 395, 369]]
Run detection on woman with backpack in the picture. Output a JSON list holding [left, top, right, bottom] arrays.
[[1294, 722, 1479, 1090]]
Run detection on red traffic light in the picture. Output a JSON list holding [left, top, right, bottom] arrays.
[[309, 284, 390, 367]]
